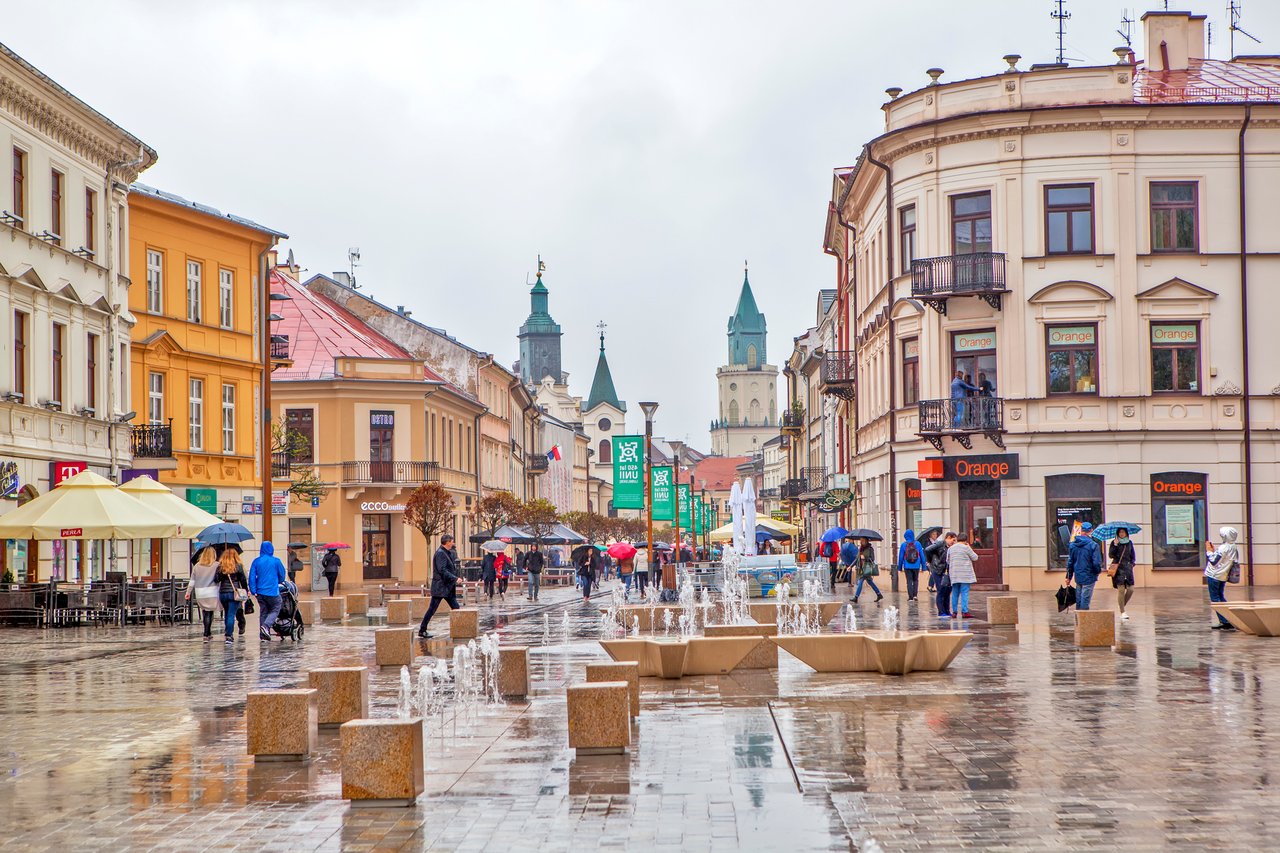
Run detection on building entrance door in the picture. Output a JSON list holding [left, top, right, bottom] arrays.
[[362, 513, 392, 580], [959, 481, 1002, 584]]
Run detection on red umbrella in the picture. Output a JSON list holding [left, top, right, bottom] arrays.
[[607, 542, 637, 560], [322, 542, 351, 550]]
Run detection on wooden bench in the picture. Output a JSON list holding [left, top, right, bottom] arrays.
[[378, 584, 427, 606]]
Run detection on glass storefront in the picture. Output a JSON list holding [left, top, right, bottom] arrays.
[[362, 513, 392, 580], [903, 478, 923, 533], [1151, 472, 1207, 568], [1045, 473, 1104, 569]]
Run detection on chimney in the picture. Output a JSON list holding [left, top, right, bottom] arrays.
[[1142, 11, 1206, 72], [331, 271, 353, 288]]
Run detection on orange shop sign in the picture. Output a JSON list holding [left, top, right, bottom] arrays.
[[920, 454, 1019, 482]]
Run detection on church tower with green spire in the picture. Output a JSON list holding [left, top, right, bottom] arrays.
[[518, 259, 563, 385], [711, 265, 779, 457], [584, 323, 627, 496]]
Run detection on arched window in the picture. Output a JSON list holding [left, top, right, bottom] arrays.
[[747, 344, 758, 369], [728, 400, 740, 423], [598, 439, 611, 463], [769, 399, 777, 423], [749, 399, 761, 424]]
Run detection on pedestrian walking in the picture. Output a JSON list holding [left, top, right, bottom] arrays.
[[524, 546, 544, 601], [820, 538, 841, 590], [1205, 526, 1240, 630], [287, 548, 304, 584], [1108, 527, 1137, 619], [249, 541, 287, 641], [1065, 522, 1103, 611], [186, 545, 220, 641], [635, 548, 649, 595], [947, 533, 979, 618], [849, 537, 883, 604], [418, 534, 461, 638], [215, 548, 248, 643], [577, 548, 598, 601], [495, 551, 510, 599], [619, 553, 635, 598], [481, 551, 497, 600], [896, 529, 924, 602], [321, 548, 341, 596], [926, 532, 955, 619]]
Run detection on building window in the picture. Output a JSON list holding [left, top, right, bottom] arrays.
[[218, 269, 234, 328], [221, 384, 235, 453], [50, 170, 63, 245], [186, 260, 202, 323], [11, 148, 25, 227], [189, 378, 204, 451], [51, 322, 64, 406], [951, 329, 997, 397], [598, 438, 611, 463], [950, 192, 992, 254], [1045, 184, 1094, 254], [903, 478, 923, 531], [83, 189, 97, 256], [899, 205, 916, 273], [1151, 472, 1207, 568], [1046, 324, 1098, 395], [145, 250, 163, 313], [728, 399, 740, 424], [901, 337, 919, 406], [597, 417, 611, 432], [1046, 474, 1105, 569], [746, 344, 759, 369], [285, 408, 314, 462], [148, 372, 164, 423], [86, 333, 97, 412], [1151, 323, 1200, 393], [12, 310, 26, 400], [1150, 182, 1197, 252]]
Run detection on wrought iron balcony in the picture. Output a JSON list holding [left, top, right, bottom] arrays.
[[130, 420, 173, 459], [820, 351, 856, 401], [911, 251, 1008, 313], [760, 486, 781, 498], [526, 452, 549, 474], [781, 409, 805, 431], [917, 397, 1005, 451], [801, 466, 830, 492], [781, 479, 807, 500], [271, 452, 292, 479], [270, 336, 291, 361], [341, 460, 435, 484]]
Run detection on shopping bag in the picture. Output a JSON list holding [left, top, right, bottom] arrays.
[[1055, 584, 1077, 612]]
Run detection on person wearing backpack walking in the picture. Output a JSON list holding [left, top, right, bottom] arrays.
[[820, 539, 841, 591], [896, 530, 924, 602]]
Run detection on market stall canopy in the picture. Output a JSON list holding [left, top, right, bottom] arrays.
[[118, 476, 222, 537], [0, 470, 179, 540]]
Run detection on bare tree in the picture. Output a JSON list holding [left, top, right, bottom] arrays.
[[516, 498, 560, 552], [270, 420, 327, 505], [403, 482, 456, 583], [470, 490, 521, 537]]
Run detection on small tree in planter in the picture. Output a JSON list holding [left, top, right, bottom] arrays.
[[402, 482, 456, 585]]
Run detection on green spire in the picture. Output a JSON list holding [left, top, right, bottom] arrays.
[[585, 325, 625, 412], [727, 265, 767, 366]]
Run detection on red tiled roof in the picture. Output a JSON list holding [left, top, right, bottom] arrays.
[[1134, 58, 1280, 103], [688, 456, 752, 491]]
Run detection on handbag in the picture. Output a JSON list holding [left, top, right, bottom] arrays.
[[243, 596, 255, 614], [1228, 561, 1242, 584], [1106, 562, 1118, 577]]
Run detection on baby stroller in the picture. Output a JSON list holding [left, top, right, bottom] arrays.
[[271, 580, 305, 641]]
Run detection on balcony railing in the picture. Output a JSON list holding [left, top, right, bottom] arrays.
[[760, 486, 780, 498], [820, 351, 856, 401], [911, 251, 1008, 313], [272, 452, 293, 479], [270, 337, 291, 360], [781, 479, 807, 500], [527, 453, 549, 474], [130, 420, 173, 459], [916, 397, 1005, 451], [341, 460, 436, 484], [781, 409, 804, 431], [801, 466, 829, 493]]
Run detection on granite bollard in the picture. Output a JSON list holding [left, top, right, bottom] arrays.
[[307, 667, 369, 728], [585, 662, 640, 717], [450, 608, 479, 639], [340, 718, 425, 807], [1075, 609, 1115, 648], [295, 599, 319, 625], [987, 596, 1019, 626], [409, 597, 430, 619], [497, 646, 529, 698], [567, 681, 630, 754], [375, 628, 415, 667], [345, 592, 369, 616], [246, 688, 317, 761], [386, 600, 412, 625], [319, 597, 345, 622]]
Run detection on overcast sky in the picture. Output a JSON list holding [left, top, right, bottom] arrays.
[[8, 1, 1279, 448]]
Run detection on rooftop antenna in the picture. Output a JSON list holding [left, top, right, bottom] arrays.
[[1117, 8, 1134, 47], [1051, 0, 1071, 64], [1230, 1, 1262, 58], [347, 247, 360, 289]]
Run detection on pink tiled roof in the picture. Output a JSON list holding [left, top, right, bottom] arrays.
[[1134, 58, 1280, 103], [270, 268, 438, 381], [689, 456, 753, 491]]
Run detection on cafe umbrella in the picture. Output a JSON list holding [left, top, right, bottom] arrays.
[[118, 476, 222, 532]]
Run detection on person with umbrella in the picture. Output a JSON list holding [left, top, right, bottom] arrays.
[[1105, 525, 1138, 620], [214, 548, 250, 644], [321, 547, 342, 596], [608, 542, 637, 599], [819, 527, 848, 591], [896, 529, 924, 602], [847, 536, 884, 604], [418, 534, 461, 639], [926, 531, 955, 619], [481, 548, 498, 601], [574, 545, 598, 602], [1064, 522, 1103, 611]]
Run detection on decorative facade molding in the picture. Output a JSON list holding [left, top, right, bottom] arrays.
[[1214, 381, 1242, 396]]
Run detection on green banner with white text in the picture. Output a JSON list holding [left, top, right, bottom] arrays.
[[693, 495, 704, 535], [611, 435, 645, 510], [678, 483, 692, 529], [651, 465, 675, 521]]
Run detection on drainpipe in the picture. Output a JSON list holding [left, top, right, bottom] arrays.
[[1237, 106, 1255, 585], [259, 243, 277, 546], [867, 152, 899, 573]]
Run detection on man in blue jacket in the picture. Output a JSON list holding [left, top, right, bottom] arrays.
[[1065, 522, 1103, 610], [249, 541, 288, 640], [896, 529, 924, 601]]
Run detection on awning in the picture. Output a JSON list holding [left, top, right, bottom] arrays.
[[118, 476, 223, 538], [0, 470, 179, 540]]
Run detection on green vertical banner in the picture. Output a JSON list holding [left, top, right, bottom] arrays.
[[693, 495, 704, 535], [677, 483, 692, 529], [611, 435, 645, 510], [651, 465, 675, 521]]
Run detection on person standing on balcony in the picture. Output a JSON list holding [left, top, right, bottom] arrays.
[[950, 370, 978, 429]]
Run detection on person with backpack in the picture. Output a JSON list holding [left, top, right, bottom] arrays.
[[896, 530, 924, 602], [1204, 526, 1240, 630], [821, 538, 841, 591]]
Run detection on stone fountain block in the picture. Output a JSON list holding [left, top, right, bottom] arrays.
[[748, 601, 843, 626], [598, 637, 763, 678], [586, 662, 641, 716], [346, 592, 369, 615], [295, 599, 319, 625], [602, 604, 683, 632], [375, 628, 415, 667], [986, 595, 1019, 626], [910, 631, 973, 671], [409, 596, 431, 619], [1074, 610, 1115, 647], [246, 688, 317, 761], [771, 635, 879, 673], [319, 597, 345, 621], [498, 646, 529, 697], [682, 637, 766, 675], [307, 667, 369, 728], [704, 623, 778, 668], [386, 599, 412, 624], [1212, 602, 1280, 636], [450, 608, 479, 639], [340, 718, 425, 807], [772, 631, 973, 675], [567, 682, 631, 754]]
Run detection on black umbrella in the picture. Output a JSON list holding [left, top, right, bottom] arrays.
[[287, 541, 309, 550], [846, 528, 884, 541], [570, 544, 596, 564], [918, 526, 944, 543], [1055, 584, 1078, 613]]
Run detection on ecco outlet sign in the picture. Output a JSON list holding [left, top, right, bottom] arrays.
[[360, 501, 406, 512], [919, 454, 1020, 482]]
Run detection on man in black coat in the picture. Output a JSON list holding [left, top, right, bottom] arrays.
[[524, 547, 544, 601], [418, 534, 461, 638]]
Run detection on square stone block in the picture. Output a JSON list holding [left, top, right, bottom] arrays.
[[409, 597, 430, 619], [497, 646, 529, 698], [586, 662, 640, 717], [567, 681, 630, 754], [450, 608, 479, 639], [346, 593, 369, 615], [340, 718, 425, 807], [246, 688, 317, 760], [319, 597, 345, 622], [295, 599, 319, 625], [375, 627, 415, 667], [307, 667, 369, 727], [748, 602, 842, 627], [987, 596, 1019, 626], [704, 623, 779, 668], [386, 600, 412, 624], [1075, 609, 1115, 647]]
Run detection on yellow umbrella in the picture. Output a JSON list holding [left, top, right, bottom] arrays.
[[0, 470, 179, 540], [760, 518, 801, 535], [118, 476, 222, 537]]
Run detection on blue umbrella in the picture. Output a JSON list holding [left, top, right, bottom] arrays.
[[820, 526, 850, 543], [197, 522, 254, 545], [1092, 522, 1142, 541]]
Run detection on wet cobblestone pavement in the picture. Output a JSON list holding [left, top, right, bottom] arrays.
[[2, 583, 1279, 851]]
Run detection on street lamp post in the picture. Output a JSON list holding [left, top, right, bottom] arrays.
[[700, 479, 708, 557], [639, 401, 659, 593], [670, 448, 681, 594]]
